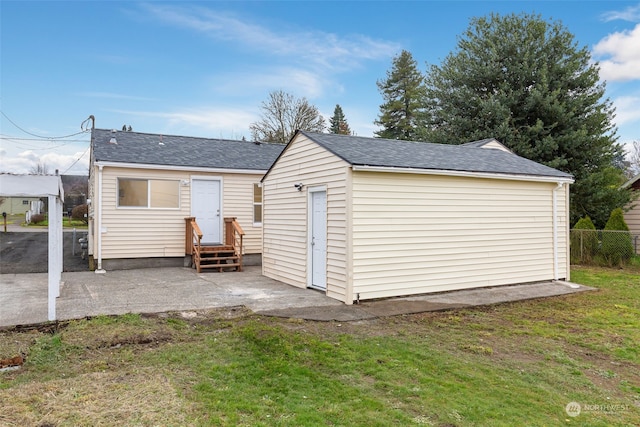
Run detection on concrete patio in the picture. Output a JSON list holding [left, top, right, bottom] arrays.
[[0, 266, 595, 328]]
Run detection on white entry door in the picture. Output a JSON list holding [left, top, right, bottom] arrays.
[[309, 189, 327, 290], [191, 179, 221, 244]]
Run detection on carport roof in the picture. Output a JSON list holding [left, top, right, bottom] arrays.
[[298, 131, 573, 180], [0, 174, 64, 199], [92, 128, 285, 171]]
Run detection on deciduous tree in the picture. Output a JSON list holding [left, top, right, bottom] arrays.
[[250, 90, 325, 143], [29, 161, 49, 175]]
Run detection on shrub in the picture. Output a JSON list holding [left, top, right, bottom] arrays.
[[600, 208, 634, 267], [571, 216, 598, 264], [72, 204, 88, 224], [30, 213, 46, 224]]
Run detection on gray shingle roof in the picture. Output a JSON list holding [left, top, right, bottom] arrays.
[[92, 128, 285, 171], [301, 131, 573, 180]]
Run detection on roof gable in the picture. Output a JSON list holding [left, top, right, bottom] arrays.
[[91, 129, 285, 171], [299, 131, 572, 180], [461, 138, 513, 153]]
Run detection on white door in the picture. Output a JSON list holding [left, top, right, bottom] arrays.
[[310, 190, 327, 290], [191, 179, 221, 244]]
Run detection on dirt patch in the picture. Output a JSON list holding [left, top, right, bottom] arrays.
[[0, 231, 89, 274]]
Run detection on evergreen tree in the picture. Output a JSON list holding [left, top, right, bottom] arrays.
[[601, 208, 634, 266], [571, 216, 597, 264], [375, 50, 428, 140], [421, 13, 631, 227], [329, 104, 352, 135]]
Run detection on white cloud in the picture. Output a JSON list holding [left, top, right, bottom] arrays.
[[212, 67, 334, 99], [613, 95, 640, 125], [0, 149, 89, 175], [592, 24, 640, 81], [601, 4, 640, 22], [142, 4, 400, 72], [111, 107, 257, 138]]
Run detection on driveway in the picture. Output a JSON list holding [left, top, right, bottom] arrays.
[[0, 229, 89, 274]]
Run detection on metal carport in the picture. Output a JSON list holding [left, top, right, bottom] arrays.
[[0, 173, 64, 321]]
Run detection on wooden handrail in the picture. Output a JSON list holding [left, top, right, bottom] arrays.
[[224, 217, 245, 271], [185, 217, 203, 272]]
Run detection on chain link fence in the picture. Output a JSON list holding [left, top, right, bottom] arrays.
[[571, 229, 639, 266]]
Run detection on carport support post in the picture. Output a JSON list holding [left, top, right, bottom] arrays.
[[47, 195, 63, 321]]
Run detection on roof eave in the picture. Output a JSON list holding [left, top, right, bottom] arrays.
[[94, 161, 267, 175], [622, 172, 640, 189], [351, 164, 574, 184]]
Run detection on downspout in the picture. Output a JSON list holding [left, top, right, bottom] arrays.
[[552, 182, 564, 281], [96, 164, 106, 273]]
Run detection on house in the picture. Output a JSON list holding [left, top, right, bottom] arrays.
[[88, 128, 285, 271], [261, 131, 574, 304], [622, 173, 640, 253], [0, 196, 42, 215]]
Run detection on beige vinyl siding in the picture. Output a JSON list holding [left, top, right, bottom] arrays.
[[351, 172, 567, 300], [98, 167, 264, 259], [624, 197, 640, 254], [221, 173, 265, 254], [625, 205, 640, 234], [100, 168, 190, 258], [262, 135, 350, 302]]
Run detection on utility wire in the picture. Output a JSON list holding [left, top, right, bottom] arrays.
[[0, 135, 89, 143], [62, 146, 90, 174], [1, 111, 89, 139]]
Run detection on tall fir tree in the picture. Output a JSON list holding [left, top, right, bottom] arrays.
[[329, 104, 352, 135], [375, 50, 428, 140], [421, 13, 630, 227]]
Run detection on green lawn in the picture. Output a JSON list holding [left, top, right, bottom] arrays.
[[1, 266, 638, 426], [1, 213, 87, 229]]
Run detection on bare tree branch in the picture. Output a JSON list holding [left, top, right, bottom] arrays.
[[250, 90, 325, 143]]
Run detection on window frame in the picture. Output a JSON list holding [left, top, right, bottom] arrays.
[[117, 178, 181, 210], [253, 182, 262, 226]]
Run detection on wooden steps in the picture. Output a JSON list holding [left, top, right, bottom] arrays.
[[186, 217, 244, 274], [198, 245, 241, 272]]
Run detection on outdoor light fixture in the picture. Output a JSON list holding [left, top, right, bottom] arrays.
[[294, 183, 304, 191]]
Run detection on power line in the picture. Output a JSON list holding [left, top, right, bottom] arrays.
[[0, 135, 90, 143], [1, 111, 90, 139], [62, 146, 90, 174], [0, 134, 88, 150]]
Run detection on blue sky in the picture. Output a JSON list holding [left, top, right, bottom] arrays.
[[1, 1, 639, 175]]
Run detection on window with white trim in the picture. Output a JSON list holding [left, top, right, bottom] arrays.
[[253, 183, 262, 225], [118, 178, 180, 208]]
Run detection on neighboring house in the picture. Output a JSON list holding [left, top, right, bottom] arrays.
[[0, 196, 42, 215], [88, 128, 284, 270], [622, 173, 640, 253], [262, 131, 574, 304]]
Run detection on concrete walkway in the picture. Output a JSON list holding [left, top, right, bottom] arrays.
[[0, 266, 595, 328]]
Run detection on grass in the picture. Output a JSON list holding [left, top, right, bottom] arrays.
[[4, 213, 89, 229], [1, 267, 639, 426]]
